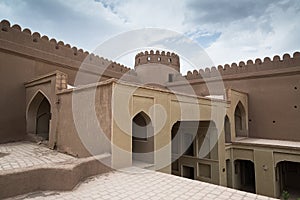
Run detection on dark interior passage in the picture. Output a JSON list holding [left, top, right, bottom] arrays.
[[235, 160, 256, 193], [132, 112, 154, 164], [277, 161, 300, 198], [36, 97, 51, 140]]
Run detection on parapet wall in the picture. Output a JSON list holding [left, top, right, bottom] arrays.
[[135, 50, 180, 72], [0, 20, 135, 76], [185, 52, 300, 79]]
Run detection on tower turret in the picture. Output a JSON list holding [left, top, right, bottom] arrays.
[[135, 50, 180, 72]]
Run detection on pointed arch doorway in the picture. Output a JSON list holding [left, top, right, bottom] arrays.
[[27, 91, 51, 141], [132, 111, 154, 165]]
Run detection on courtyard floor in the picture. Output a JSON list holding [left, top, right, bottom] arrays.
[[1, 142, 278, 200], [0, 141, 75, 172], [9, 167, 276, 200]]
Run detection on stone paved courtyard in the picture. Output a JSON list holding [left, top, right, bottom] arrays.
[[0, 142, 75, 171], [10, 167, 277, 200], [0, 142, 278, 199]]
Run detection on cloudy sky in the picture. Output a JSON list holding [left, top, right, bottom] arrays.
[[0, 0, 299, 73]]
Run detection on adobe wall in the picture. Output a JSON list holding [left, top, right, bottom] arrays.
[[24, 71, 67, 148], [0, 20, 135, 143], [111, 81, 228, 179], [184, 52, 300, 141], [56, 81, 113, 157]]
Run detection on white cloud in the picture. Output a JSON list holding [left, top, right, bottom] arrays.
[[0, 0, 299, 74], [206, 0, 300, 67]]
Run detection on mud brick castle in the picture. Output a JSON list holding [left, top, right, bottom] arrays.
[[0, 19, 300, 198]]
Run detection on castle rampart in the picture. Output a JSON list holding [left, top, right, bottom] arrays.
[[185, 52, 300, 80], [0, 20, 135, 77]]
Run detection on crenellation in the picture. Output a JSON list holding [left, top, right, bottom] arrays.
[[0, 19, 10, 31], [246, 60, 253, 65], [254, 58, 262, 65], [41, 35, 49, 41], [205, 67, 211, 73], [294, 52, 300, 58], [32, 32, 40, 42], [1, 19, 299, 81], [72, 47, 77, 55], [210, 66, 219, 77], [185, 51, 300, 79], [193, 69, 198, 76], [134, 50, 180, 72], [11, 24, 21, 31], [283, 53, 291, 60], [57, 41, 64, 46], [263, 57, 271, 63], [273, 55, 280, 61], [50, 38, 57, 45], [217, 65, 223, 71], [0, 19, 132, 75], [23, 28, 31, 35], [238, 61, 245, 67]]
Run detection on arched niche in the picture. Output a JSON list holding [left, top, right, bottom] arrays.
[[26, 91, 51, 140], [234, 101, 247, 137]]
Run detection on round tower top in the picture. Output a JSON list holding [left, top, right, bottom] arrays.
[[134, 50, 180, 72]]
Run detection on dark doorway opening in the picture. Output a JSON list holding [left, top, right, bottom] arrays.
[[277, 161, 300, 199], [27, 91, 51, 141], [132, 112, 154, 165], [235, 160, 256, 193], [182, 165, 195, 179], [36, 98, 51, 140], [226, 159, 233, 188]]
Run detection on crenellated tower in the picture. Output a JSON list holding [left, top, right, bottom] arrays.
[[135, 50, 180, 72], [133, 50, 181, 85]]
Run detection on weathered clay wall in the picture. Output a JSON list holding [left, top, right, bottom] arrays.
[[185, 52, 300, 141], [0, 20, 135, 143], [56, 82, 113, 157]]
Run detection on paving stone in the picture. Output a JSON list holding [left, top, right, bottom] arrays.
[[0, 142, 75, 171], [2, 143, 278, 200]]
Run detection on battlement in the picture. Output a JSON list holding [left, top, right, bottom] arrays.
[[0, 20, 135, 76], [185, 52, 300, 80], [135, 50, 180, 72]]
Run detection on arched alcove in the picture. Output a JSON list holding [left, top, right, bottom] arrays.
[[234, 102, 247, 137], [224, 115, 231, 143], [27, 91, 51, 140], [132, 111, 154, 164]]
